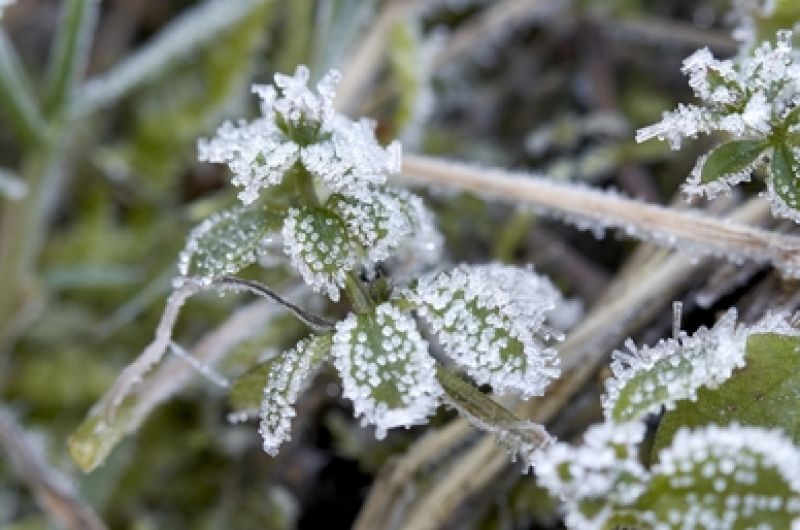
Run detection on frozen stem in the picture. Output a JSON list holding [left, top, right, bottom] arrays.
[[399, 154, 800, 278]]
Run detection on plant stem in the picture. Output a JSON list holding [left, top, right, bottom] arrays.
[[345, 272, 372, 314], [399, 154, 800, 278]]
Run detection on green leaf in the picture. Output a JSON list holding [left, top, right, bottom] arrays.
[[281, 206, 355, 301], [602, 309, 746, 424], [331, 302, 441, 438], [769, 142, 800, 215], [178, 204, 284, 285], [653, 332, 800, 457], [257, 334, 332, 455], [229, 332, 329, 416], [700, 140, 767, 184], [635, 425, 800, 529]]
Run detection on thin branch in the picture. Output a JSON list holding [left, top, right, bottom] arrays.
[[399, 154, 800, 278], [216, 276, 333, 332], [0, 409, 106, 530], [98, 281, 202, 418]]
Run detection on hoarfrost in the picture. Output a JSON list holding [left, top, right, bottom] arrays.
[[259, 337, 326, 456], [331, 303, 442, 439], [406, 263, 562, 398], [534, 422, 648, 530]]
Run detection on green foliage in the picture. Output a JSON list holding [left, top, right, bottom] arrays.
[[770, 142, 800, 212], [699, 140, 768, 184], [230, 332, 330, 417], [178, 204, 284, 284], [653, 332, 800, 456]]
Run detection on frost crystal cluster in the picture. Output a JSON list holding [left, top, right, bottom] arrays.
[[536, 308, 800, 529], [188, 65, 440, 299], [637, 30, 800, 222], [533, 422, 648, 529], [405, 264, 562, 398], [536, 423, 800, 530], [602, 309, 747, 423]]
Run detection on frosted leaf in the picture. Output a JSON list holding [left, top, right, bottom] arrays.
[[640, 424, 800, 529], [331, 303, 442, 439], [682, 140, 768, 199], [389, 189, 444, 276], [281, 206, 356, 302], [198, 118, 299, 205], [406, 264, 562, 398], [270, 66, 339, 130], [767, 143, 800, 223], [300, 117, 400, 196], [176, 204, 283, 287], [199, 65, 402, 206], [326, 188, 419, 266], [533, 422, 648, 530], [637, 30, 800, 216], [636, 104, 712, 150], [602, 309, 748, 423], [258, 335, 331, 456]]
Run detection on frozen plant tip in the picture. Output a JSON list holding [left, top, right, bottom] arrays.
[[198, 66, 400, 206], [637, 30, 800, 222]]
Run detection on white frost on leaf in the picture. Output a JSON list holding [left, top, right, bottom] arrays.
[[602, 310, 799, 424], [259, 337, 325, 456], [637, 31, 800, 151], [281, 206, 356, 302], [406, 263, 562, 398], [534, 422, 648, 530], [646, 424, 800, 529], [331, 303, 442, 439], [176, 205, 279, 287], [602, 309, 748, 423], [199, 65, 401, 205]]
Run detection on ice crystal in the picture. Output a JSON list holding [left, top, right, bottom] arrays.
[[534, 422, 648, 530], [259, 337, 327, 456], [638, 31, 800, 149], [331, 303, 442, 439], [636, 31, 800, 212], [176, 204, 281, 287], [602, 310, 798, 424], [199, 65, 400, 205], [602, 309, 748, 423], [644, 424, 800, 530], [326, 189, 414, 266], [281, 206, 355, 302], [406, 263, 562, 398]]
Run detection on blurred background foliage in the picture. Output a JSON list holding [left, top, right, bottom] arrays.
[[0, 0, 798, 529]]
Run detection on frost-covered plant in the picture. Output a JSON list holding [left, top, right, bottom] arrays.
[[77, 65, 566, 467], [536, 309, 800, 529], [636, 29, 800, 222]]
